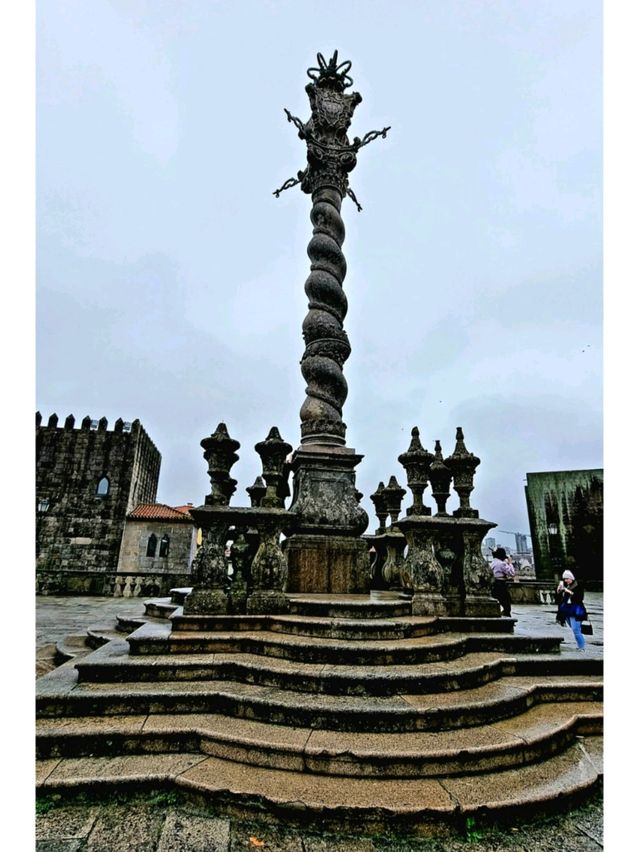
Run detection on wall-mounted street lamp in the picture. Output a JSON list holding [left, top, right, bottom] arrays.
[[37, 498, 50, 514], [547, 523, 558, 536]]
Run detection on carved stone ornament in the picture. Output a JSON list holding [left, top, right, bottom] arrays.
[[246, 476, 267, 508], [382, 476, 406, 525], [254, 427, 293, 508], [428, 440, 453, 516], [370, 481, 389, 534], [445, 427, 480, 518], [398, 427, 434, 517], [200, 423, 240, 506]]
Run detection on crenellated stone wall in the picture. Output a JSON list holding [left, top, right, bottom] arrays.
[[36, 413, 161, 575]]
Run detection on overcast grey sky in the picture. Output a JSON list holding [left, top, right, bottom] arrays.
[[36, 0, 602, 543]]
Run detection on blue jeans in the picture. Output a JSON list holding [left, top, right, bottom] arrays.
[[567, 616, 585, 650]]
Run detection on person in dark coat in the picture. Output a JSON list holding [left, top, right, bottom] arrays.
[[556, 569, 586, 650], [490, 547, 515, 617]]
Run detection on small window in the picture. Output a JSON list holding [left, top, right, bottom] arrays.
[[96, 477, 110, 496], [146, 533, 158, 557], [159, 534, 170, 557]]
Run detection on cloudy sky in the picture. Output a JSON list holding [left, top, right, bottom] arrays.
[[36, 0, 602, 544]]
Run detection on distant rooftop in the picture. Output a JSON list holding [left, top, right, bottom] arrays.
[[128, 503, 194, 522]]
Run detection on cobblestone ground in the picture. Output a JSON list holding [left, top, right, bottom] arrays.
[[35, 594, 605, 850], [35, 790, 604, 851]]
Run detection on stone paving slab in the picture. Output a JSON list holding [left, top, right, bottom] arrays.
[[35, 792, 606, 851]]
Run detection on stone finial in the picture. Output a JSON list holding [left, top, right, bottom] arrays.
[[370, 482, 389, 534], [398, 426, 434, 517], [201, 422, 241, 506], [246, 476, 267, 508], [47, 413, 59, 428], [64, 414, 75, 430], [383, 476, 406, 525], [114, 418, 124, 433], [98, 417, 108, 431], [445, 427, 480, 518], [428, 440, 453, 516], [81, 416, 92, 431], [36, 411, 42, 427], [255, 427, 293, 508]]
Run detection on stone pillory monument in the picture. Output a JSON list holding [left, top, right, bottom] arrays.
[[36, 54, 603, 835], [187, 51, 499, 618]]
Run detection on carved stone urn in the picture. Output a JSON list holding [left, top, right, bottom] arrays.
[[445, 427, 480, 519]]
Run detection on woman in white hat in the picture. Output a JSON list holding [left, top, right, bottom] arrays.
[[556, 569, 587, 650]]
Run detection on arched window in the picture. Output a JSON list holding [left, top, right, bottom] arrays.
[[159, 534, 170, 557], [96, 477, 110, 496], [146, 533, 158, 557]]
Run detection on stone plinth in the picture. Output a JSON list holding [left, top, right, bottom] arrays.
[[184, 505, 294, 615], [284, 443, 369, 593], [395, 515, 500, 618], [284, 534, 369, 594]]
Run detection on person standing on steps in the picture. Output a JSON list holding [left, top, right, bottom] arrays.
[[490, 547, 515, 617], [556, 569, 587, 651]]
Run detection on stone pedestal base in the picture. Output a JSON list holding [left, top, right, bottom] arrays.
[[284, 534, 369, 593], [444, 592, 464, 617], [246, 590, 290, 615], [463, 595, 501, 617], [412, 592, 449, 616], [183, 589, 227, 615]]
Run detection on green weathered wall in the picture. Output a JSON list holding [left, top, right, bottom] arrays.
[[525, 469, 603, 586]]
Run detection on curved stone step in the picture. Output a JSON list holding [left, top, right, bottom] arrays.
[[36, 666, 603, 732], [127, 621, 562, 664], [144, 598, 179, 619], [74, 641, 602, 696], [36, 701, 602, 778], [170, 611, 440, 641], [170, 611, 516, 641], [169, 588, 192, 605], [54, 634, 91, 664], [115, 614, 148, 633], [287, 594, 412, 619], [36, 737, 603, 831], [85, 626, 122, 649]]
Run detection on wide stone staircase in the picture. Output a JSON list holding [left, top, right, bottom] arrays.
[[36, 592, 603, 835]]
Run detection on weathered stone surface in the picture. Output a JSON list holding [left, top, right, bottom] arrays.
[[284, 535, 369, 593], [157, 812, 230, 852], [36, 416, 160, 576]]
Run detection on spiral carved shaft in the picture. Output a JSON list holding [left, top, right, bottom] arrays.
[[300, 186, 351, 445]]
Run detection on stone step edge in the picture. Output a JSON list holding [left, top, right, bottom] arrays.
[[287, 603, 413, 620], [36, 739, 603, 829], [36, 706, 603, 777], [169, 610, 515, 636], [75, 645, 603, 695], [36, 674, 604, 732], [126, 620, 560, 657]]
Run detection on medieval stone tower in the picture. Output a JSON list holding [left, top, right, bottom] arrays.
[[36, 412, 161, 575]]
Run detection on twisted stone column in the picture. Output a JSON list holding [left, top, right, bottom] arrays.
[[300, 187, 350, 445], [274, 51, 389, 593]]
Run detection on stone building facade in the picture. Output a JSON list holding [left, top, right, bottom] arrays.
[[525, 469, 603, 587], [117, 503, 197, 576], [36, 412, 161, 575]]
